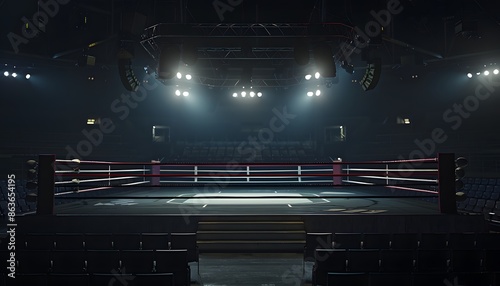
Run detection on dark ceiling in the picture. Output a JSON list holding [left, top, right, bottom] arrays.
[[2, 0, 500, 73]]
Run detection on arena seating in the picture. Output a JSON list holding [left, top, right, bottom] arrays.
[[311, 232, 500, 286], [11, 232, 193, 286]]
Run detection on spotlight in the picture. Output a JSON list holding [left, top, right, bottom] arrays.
[[182, 91, 189, 97], [467, 73, 473, 78], [307, 91, 313, 97], [257, 92, 262, 97], [484, 70, 490, 76], [250, 91, 255, 97], [4, 71, 9, 77], [175, 90, 181, 96], [315, 72, 321, 79], [315, 90, 321, 96], [185, 74, 192, 80], [176, 72, 182, 79], [305, 74, 312, 80], [241, 91, 246, 97], [232, 92, 238, 97], [494, 69, 499, 75], [25, 74, 31, 79], [476, 72, 481, 76], [12, 72, 17, 78]]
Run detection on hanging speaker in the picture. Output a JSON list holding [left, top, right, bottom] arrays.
[[158, 45, 180, 80], [360, 58, 382, 91]]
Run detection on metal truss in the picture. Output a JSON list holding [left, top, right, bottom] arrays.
[[142, 23, 355, 88]]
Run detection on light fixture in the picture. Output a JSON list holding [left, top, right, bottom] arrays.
[[185, 74, 192, 80], [175, 90, 181, 96], [12, 72, 17, 78], [305, 74, 312, 80], [467, 73, 473, 78], [476, 72, 481, 76], [315, 72, 321, 79], [176, 72, 182, 79], [182, 91, 189, 97], [484, 70, 490, 76], [307, 91, 313, 97], [241, 91, 246, 97], [257, 92, 262, 97], [250, 91, 255, 97], [232, 92, 238, 97], [25, 74, 31, 79], [4, 71, 9, 77], [494, 69, 499, 75], [315, 90, 321, 96]]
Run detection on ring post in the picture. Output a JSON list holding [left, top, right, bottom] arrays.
[[151, 160, 160, 186], [37, 154, 56, 215], [333, 160, 342, 185], [438, 153, 457, 214]]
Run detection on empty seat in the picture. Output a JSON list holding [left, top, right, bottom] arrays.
[[49, 273, 89, 286], [412, 272, 450, 286], [362, 233, 391, 249], [313, 249, 348, 286], [51, 250, 86, 273], [379, 249, 414, 273], [347, 249, 380, 272], [333, 233, 362, 249], [476, 233, 500, 249], [15, 274, 48, 286], [454, 272, 493, 286], [24, 233, 55, 250], [369, 273, 412, 286], [90, 273, 134, 285], [326, 272, 369, 286], [170, 233, 198, 263], [304, 233, 333, 261], [85, 250, 120, 274], [419, 233, 448, 249], [483, 249, 500, 272], [134, 273, 175, 286], [141, 233, 169, 250], [17, 250, 52, 273], [113, 233, 141, 250], [120, 250, 155, 273], [154, 250, 190, 285], [54, 233, 85, 250], [390, 233, 418, 249], [84, 233, 113, 250], [416, 249, 449, 273], [448, 233, 476, 249], [451, 249, 483, 272]]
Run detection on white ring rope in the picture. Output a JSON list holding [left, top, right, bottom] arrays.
[[56, 169, 149, 174]]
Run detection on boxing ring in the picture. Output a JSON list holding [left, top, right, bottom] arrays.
[[28, 153, 458, 215], [16, 153, 488, 235]]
